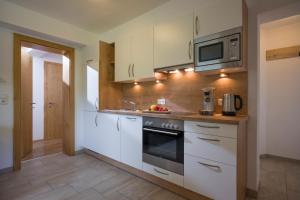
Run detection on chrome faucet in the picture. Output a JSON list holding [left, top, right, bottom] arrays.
[[122, 100, 136, 111]]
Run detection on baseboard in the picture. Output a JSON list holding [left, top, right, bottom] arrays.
[[0, 167, 13, 175], [246, 188, 258, 199], [260, 154, 300, 163], [75, 149, 85, 155], [84, 149, 211, 200]]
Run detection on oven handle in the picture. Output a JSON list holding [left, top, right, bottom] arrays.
[[143, 128, 179, 136]]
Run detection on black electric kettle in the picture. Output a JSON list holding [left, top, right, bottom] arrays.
[[222, 93, 243, 116]]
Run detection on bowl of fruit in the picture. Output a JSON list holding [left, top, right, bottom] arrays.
[[143, 104, 171, 114]]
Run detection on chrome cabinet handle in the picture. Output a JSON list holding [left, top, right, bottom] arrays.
[[195, 16, 199, 35], [143, 128, 179, 136], [198, 162, 221, 170], [154, 168, 169, 176], [117, 117, 120, 131], [94, 114, 98, 127], [126, 117, 136, 121], [132, 64, 135, 77], [196, 124, 220, 129], [188, 41, 192, 60], [197, 137, 220, 142], [94, 98, 99, 110], [128, 64, 131, 77]]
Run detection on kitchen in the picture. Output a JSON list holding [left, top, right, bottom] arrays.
[[0, 0, 300, 200], [85, 0, 248, 199]]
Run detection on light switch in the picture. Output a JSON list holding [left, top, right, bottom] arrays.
[[0, 95, 8, 105]]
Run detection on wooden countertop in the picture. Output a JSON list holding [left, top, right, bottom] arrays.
[[99, 109, 248, 125]]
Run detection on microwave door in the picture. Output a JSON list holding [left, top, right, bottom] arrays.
[[196, 38, 226, 67]]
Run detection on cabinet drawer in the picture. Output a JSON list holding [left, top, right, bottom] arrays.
[[184, 155, 236, 200], [184, 121, 237, 138], [142, 162, 183, 186], [185, 132, 237, 166]]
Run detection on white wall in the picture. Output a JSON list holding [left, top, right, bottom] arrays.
[[259, 16, 300, 160], [32, 52, 63, 141], [0, 27, 13, 170], [0, 1, 99, 170]]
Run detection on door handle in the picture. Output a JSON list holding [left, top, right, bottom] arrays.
[[132, 64, 135, 77], [195, 16, 199, 35], [189, 41, 192, 60], [94, 114, 98, 127], [128, 64, 131, 77], [117, 117, 120, 131]]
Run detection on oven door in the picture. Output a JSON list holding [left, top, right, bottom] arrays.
[[143, 127, 184, 175]]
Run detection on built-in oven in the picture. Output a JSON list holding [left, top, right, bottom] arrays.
[[143, 117, 184, 175], [194, 26, 242, 72]]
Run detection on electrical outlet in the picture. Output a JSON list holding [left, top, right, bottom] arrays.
[[157, 98, 166, 105]]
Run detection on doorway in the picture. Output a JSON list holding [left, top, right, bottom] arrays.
[[13, 34, 75, 170], [21, 48, 64, 161]]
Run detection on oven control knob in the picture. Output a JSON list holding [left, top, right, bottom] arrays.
[[161, 123, 166, 128], [165, 123, 171, 129], [173, 124, 179, 130]]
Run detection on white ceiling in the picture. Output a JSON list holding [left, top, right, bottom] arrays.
[[4, 0, 169, 34]]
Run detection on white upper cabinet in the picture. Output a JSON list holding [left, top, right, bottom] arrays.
[[194, 0, 243, 38], [120, 115, 143, 169], [154, 13, 194, 69], [115, 32, 132, 82], [115, 26, 154, 82], [132, 26, 154, 80]]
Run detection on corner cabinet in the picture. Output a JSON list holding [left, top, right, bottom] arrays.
[[120, 115, 143, 169], [194, 0, 243, 38], [154, 13, 194, 69], [115, 26, 154, 82]]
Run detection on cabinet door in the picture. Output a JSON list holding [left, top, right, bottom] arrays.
[[120, 115, 142, 169], [132, 26, 154, 80], [98, 113, 121, 161], [184, 155, 236, 200], [154, 13, 194, 69], [115, 33, 132, 82], [84, 112, 99, 153], [194, 0, 243, 38]]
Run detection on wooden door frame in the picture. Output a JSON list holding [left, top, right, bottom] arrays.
[[13, 33, 75, 170]]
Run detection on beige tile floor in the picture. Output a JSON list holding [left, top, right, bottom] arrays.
[[1, 153, 299, 200], [0, 153, 186, 200]]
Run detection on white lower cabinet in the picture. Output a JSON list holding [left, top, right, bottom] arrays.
[[143, 162, 183, 186], [120, 115, 142, 169], [96, 113, 121, 162], [184, 155, 236, 200], [84, 111, 99, 153]]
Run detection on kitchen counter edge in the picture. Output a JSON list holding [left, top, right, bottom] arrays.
[[98, 110, 248, 125]]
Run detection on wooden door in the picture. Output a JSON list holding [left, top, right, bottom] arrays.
[[44, 61, 63, 140], [21, 47, 33, 158]]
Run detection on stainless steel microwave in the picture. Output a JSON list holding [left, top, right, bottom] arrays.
[[194, 27, 242, 72]]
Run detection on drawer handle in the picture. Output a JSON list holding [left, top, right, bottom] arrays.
[[196, 124, 220, 129], [197, 137, 220, 142], [126, 117, 137, 120], [154, 168, 169, 176], [198, 162, 221, 171]]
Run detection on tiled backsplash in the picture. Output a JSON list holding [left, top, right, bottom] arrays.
[[121, 71, 248, 115]]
